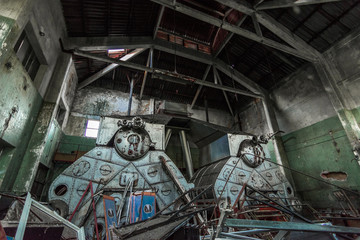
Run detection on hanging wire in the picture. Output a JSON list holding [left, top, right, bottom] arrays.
[[263, 48, 277, 87], [173, 8, 177, 73], [242, 152, 360, 197], [224, 44, 238, 102]]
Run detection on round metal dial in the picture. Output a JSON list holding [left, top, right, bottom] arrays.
[[114, 127, 151, 160]]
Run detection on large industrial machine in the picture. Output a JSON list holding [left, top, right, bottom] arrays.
[[48, 117, 194, 239], [46, 116, 360, 240], [191, 133, 301, 215]]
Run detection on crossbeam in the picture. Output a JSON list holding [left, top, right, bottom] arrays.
[[78, 48, 147, 89], [151, 0, 316, 62], [152, 72, 262, 98], [66, 37, 264, 95], [73, 49, 262, 99], [214, 0, 318, 58], [256, 0, 342, 10]]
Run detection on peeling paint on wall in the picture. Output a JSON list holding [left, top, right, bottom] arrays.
[[321, 171, 348, 181]]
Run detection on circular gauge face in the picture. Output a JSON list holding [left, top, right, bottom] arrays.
[[239, 139, 265, 168], [114, 127, 151, 160], [72, 161, 90, 176]]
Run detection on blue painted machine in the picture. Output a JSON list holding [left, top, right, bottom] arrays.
[[48, 117, 194, 239]]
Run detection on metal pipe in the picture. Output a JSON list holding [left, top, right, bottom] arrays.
[[225, 218, 360, 234], [220, 232, 261, 240], [179, 130, 194, 179], [165, 128, 172, 149], [204, 97, 209, 122], [127, 76, 134, 116], [140, 48, 153, 99]]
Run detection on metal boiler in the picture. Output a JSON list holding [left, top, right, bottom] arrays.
[[48, 117, 194, 239], [191, 133, 302, 212]]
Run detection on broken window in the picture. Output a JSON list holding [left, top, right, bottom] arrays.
[[14, 30, 40, 81], [85, 119, 100, 138]]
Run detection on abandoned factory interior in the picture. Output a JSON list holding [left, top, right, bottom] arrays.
[[2, 0, 360, 239]]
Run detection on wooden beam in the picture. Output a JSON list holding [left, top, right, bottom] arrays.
[[256, 0, 341, 10]]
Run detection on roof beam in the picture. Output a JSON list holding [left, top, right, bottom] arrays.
[[212, 0, 255, 15], [214, 15, 248, 57], [252, 13, 263, 37], [77, 48, 147, 89], [73, 49, 262, 99], [65, 36, 153, 51], [151, 0, 316, 61], [213, 0, 319, 59], [152, 72, 262, 99], [256, 0, 342, 10], [66, 37, 264, 95], [214, 67, 234, 116], [254, 11, 319, 59], [190, 65, 211, 109], [153, 6, 164, 39], [140, 48, 153, 99]]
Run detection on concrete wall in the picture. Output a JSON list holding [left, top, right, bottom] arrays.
[[65, 86, 233, 136], [0, 0, 75, 194], [237, 28, 360, 209]]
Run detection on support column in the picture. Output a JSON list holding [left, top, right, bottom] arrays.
[[179, 130, 194, 179], [262, 94, 295, 187], [127, 76, 134, 116], [314, 57, 360, 165], [165, 128, 172, 149]]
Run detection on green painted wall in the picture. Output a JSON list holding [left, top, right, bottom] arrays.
[[11, 103, 63, 193], [0, 16, 45, 191], [57, 135, 96, 154], [281, 115, 360, 208]]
